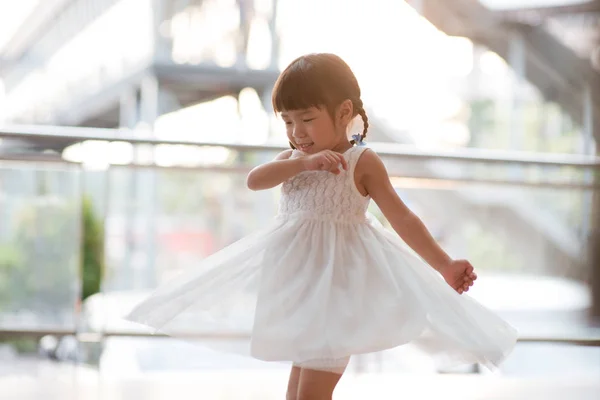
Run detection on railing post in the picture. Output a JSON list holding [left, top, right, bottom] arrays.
[[152, 0, 174, 63], [588, 192, 600, 323], [587, 82, 600, 323]]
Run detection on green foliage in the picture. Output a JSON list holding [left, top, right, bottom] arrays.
[[0, 245, 22, 307], [0, 195, 105, 314], [80, 196, 104, 301], [0, 200, 76, 313], [0, 338, 37, 354]]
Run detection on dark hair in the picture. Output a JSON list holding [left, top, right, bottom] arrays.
[[271, 53, 369, 149]]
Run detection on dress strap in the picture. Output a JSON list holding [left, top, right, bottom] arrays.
[[345, 145, 369, 182]]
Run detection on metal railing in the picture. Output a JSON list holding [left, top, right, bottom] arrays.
[[1, 328, 600, 347], [2, 124, 599, 189], [2, 124, 600, 167]]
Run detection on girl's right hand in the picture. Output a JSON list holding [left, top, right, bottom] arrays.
[[440, 259, 477, 294], [301, 150, 349, 175]]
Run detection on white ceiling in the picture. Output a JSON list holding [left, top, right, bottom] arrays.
[[0, 1, 40, 53]]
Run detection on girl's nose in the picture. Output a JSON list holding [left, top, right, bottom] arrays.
[[293, 125, 307, 138]]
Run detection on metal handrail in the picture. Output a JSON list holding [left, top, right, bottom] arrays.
[[2, 124, 600, 168], [1, 156, 597, 190], [1, 328, 599, 346]]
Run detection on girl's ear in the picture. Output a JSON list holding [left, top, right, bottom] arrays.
[[336, 99, 354, 127]]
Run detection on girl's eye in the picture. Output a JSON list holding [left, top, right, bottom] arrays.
[[284, 121, 292, 125], [303, 118, 315, 123]]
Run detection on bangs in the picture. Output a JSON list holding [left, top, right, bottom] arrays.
[[272, 57, 334, 113]]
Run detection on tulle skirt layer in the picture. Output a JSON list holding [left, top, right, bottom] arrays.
[[126, 213, 518, 372]]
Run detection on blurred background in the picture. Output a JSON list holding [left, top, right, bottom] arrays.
[[0, 0, 599, 399]]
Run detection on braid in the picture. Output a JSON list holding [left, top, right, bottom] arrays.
[[350, 98, 369, 145], [357, 106, 369, 138]]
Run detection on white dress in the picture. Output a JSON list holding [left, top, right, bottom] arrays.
[[125, 146, 518, 371]]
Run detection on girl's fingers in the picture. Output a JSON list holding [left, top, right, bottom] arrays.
[[337, 154, 348, 170], [319, 156, 332, 170], [325, 154, 337, 167], [327, 155, 342, 174]]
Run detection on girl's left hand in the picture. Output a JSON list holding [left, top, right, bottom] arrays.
[[440, 260, 477, 294]]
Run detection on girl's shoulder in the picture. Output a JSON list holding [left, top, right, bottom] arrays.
[[348, 147, 382, 197], [352, 146, 377, 165], [353, 147, 385, 178]]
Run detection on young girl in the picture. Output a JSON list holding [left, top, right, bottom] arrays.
[[126, 53, 517, 399]]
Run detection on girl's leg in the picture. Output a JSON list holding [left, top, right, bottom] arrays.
[[287, 365, 302, 400], [296, 368, 345, 400]]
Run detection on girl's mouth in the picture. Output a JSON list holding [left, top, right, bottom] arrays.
[[297, 143, 314, 151]]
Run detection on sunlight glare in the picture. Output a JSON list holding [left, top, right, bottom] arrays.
[[0, 1, 39, 52]]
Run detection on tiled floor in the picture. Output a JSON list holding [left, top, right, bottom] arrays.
[[1, 360, 599, 400]]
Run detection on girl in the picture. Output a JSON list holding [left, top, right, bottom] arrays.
[[126, 53, 517, 400]]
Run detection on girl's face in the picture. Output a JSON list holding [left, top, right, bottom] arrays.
[[281, 102, 353, 154]]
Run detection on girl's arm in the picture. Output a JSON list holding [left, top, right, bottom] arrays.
[[357, 150, 477, 294], [356, 150, 452, 272], [246, 150, 302, 191], [247, 149, 349, 191]]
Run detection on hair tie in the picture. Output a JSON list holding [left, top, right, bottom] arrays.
[[352, 134, 366, 146]]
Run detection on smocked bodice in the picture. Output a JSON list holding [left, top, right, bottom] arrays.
[[278, 146, 370, 221]]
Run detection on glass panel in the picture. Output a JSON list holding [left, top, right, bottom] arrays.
[[0, 147, 597, 380], [0, 163, 81, 331]]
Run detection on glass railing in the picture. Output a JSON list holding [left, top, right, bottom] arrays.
[[1, 125, 599, 378]]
